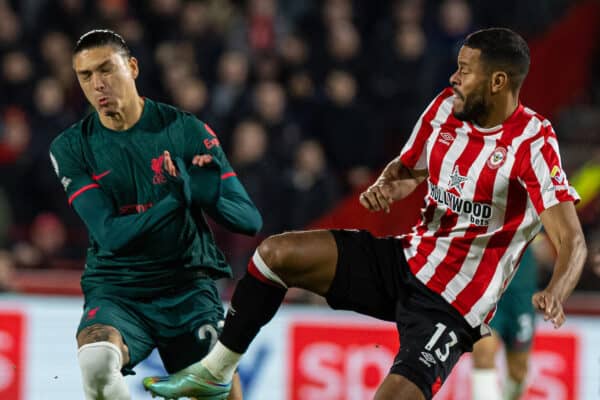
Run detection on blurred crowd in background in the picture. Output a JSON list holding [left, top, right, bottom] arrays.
[[0, 0, 599, 296]]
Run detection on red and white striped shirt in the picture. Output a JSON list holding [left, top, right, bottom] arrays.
[[399, 88, 579, 328]]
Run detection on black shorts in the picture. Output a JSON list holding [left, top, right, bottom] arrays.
[[325, 230, 482, 399]]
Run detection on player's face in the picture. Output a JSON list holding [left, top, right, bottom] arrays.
[[449, 46, 491, 122], [73, 46, 139, 116]]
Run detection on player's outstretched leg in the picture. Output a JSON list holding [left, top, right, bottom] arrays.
[[144, 230, 338, 399]]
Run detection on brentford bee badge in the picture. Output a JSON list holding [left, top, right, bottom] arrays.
[[486, 147, 507, 169]]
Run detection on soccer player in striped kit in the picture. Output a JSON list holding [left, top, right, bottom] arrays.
[[145, 28, 587, 400]]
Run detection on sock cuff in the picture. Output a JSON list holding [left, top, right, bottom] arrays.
[[78, 341, 123, 365], [248, 250, 288, 288], [472, 368, 497, 377]]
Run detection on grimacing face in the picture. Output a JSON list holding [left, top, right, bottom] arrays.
[[449, 46, 491, 123], [73, 45, 139, 116]]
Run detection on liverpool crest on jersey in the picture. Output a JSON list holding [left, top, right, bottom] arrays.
[[151, 155, 167, 184]]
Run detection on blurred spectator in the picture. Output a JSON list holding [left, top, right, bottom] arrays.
[[210, 50, 251, 135], [227, 0, 289, 55], [211, 119, 281, 277], [114, 18, 158, 98], [0, 1, 21, 50], [180, 1, 225, 83], [94, 0, 128, 25], [252, 50, 282, 82], [279, 33, 310, 72], [283, 140, 340, 229], [34, 0, 88, 38], [0, 107, 30, 165], [251, 80, 302, 168], [319, 70, 378, 189], [32, 77, 75, 139], [369, 23, 433, 155], [230, 119, 283, 235], [12, 212, 78, 270], [39, 31, 72, 70], [171, 77, 210, 118], [429, 0, 474, 91], [1, 50, 34, 108], [142, 0, 182, 43], [286, 69, 319, 136], [322, 20, 365, 83], [38, 31, 84, 112]]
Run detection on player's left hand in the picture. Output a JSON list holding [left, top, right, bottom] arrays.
[[532, 289, 565, 329], [162, 150, 178, 176], [191, 154, 213, 167]]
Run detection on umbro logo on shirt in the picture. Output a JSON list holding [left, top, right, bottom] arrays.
[[438, 132, 455, 145]]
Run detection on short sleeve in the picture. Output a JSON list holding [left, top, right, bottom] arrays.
[[399, 88, 454, 170], [517, 125, 580, 214], [49, 135, 98, 205]]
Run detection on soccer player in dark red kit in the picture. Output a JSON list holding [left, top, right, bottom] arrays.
[[50, 29, 261, 400], [145, 27, 587, 400]]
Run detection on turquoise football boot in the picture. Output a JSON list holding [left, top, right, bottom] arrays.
[[143, 365, 231, 400]]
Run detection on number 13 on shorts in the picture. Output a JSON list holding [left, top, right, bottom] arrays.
[[422, 323, 458, 364]]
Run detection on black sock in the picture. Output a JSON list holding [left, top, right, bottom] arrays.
[[220, 273, 287, 353]]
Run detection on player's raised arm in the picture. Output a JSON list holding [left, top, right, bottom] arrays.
[[50, 139, 186, 253], [181, 117, 263, 235]]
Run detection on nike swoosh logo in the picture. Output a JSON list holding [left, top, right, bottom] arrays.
[[91, 170, 111, 181]]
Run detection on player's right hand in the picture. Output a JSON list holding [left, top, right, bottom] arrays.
[[162, 150, 192, 207], [532, 289, 565, 329], [359, 180, 394, 213]]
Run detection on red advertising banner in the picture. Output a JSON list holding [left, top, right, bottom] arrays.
[[0, 311, 25, 400], [291, 322, 578, 400], [290, 323, 399, 400]]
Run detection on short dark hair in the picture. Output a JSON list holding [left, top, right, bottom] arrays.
[[463, 27, 530, 91], [74, 29, 131, 58]]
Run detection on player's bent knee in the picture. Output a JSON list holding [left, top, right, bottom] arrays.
[[257, 234, 292, 272]]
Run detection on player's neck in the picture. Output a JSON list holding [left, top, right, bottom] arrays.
[[474, 93, 519, 128], [99, 96, 145, 131]]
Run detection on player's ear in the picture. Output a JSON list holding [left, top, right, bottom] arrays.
[[490, 71, 507, 94], [128, 56, 139, 79]]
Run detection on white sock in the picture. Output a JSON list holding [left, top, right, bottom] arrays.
[[196, 341, 242, 383], [78, 342, 131, 400], [472, 368, 501, 400], [504, 376, 525, 400]]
